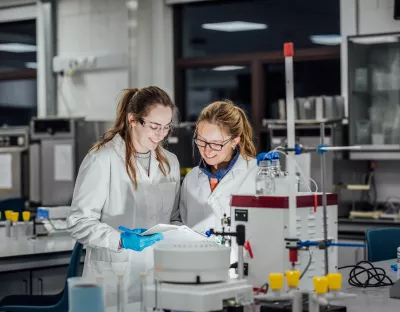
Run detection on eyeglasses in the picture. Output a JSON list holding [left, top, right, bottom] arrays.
[[138, 118, 172, 134], [194, 137, 232, 151]]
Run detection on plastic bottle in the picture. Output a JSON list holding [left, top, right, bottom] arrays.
[[270, 152, 299, 194], [256, 159, 275, 195]]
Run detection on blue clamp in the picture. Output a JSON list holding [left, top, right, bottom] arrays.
[[205, 229, 212, 238], [256, 152, 271, 165], [270, 151, 280, 160], [295, 144, 302, 155], [317, 145, 328, 155], [391, 264, 398, 272]]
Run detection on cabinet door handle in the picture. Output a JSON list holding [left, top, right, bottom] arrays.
[[22, 279, 28, 294], [38, 278, 43, 295]]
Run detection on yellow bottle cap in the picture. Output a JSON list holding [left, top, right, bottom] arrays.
[[285, 270, 301, 288], [269, 273, 284, 291], [22, 211, 31, 222], [5, 210, 13, 221], [11, 212, 19, 223], [327, 273, 342, 291], [313, 276, 328, 294]]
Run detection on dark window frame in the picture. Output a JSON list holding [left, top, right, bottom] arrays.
[[173, 3, 341, 149]]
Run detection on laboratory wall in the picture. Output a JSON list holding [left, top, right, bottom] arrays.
[[56, 0, 129, 120], [339, 0, 400, 204], [56, 0, 174, 120]]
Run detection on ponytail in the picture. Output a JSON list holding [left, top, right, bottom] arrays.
[[236, 108, 257, 160], [90, 88, 138, 153], [90, 88, 140, 188], [115, 88, 139, 131]]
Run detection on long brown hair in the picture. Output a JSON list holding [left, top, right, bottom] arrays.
[[196, 100, 256, 160], [90, 86, 175, 189]]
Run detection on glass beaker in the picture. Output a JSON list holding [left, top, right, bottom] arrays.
[[68, 277, 105, 312]]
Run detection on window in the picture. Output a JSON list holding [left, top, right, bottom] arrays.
[[179, 0, 340, 58], [184, 66, 251, 121], [0, 19, 37, 126]]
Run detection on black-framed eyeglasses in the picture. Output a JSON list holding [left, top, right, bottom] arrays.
[[194, 137, 233, 151], [137, 118, 172, 134]]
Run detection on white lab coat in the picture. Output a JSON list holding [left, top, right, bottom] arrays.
[[177, 155, 257, 266], [67, 134, 180, 307]]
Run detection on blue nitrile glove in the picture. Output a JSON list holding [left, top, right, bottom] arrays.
[[119, 226, 164, 252]]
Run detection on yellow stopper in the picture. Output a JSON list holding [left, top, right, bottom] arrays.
[[285, 270, 301, 288], [313, 276, 328, 294], [11, 212, 19, 223], [5, 210, 13, 221], [327, 273, 342, 291], [22, 211, 31, 222], [269, 273, 284, 291]]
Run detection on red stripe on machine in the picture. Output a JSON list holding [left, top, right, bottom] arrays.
[[230, 194, 338, 208]]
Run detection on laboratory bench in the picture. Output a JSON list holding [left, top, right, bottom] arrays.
[[338, 217, 400, 237], [0, 228, 84, 300], [106, 259, 400, 312]]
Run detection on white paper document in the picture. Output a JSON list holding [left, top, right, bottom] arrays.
[[140, 224, 180, 236], [0, 153, 12, 189], [54, 144, 73, 181], [142, 224, 210, 246]]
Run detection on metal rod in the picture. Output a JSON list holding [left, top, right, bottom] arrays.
[[320, 123, 329, 276], [238, 245, 244, 279], [308, 295, 319, 312], [292, 292, 303, 312], [319, 146, 362, 151], [117, 275, 123, 312], [284, 43, 297, 241], [140, 274, 144, 312]]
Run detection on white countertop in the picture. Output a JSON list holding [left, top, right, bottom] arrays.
[[338, 259, 399, 312], [0, 227, 76, 259]]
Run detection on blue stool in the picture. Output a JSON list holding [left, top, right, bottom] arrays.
[[0, 242, 83, 312]]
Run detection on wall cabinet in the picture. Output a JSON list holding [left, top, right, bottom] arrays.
[[0, 264, 83, 300]]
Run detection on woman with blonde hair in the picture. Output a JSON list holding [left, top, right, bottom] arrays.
[[67, 86, 180, 306], [172, 100, 257, 236]]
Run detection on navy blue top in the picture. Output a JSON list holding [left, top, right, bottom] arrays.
[[199, 149, 240, 182]]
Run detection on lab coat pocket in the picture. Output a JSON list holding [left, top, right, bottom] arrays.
[[158, 181, 177, 214], [87, 247, 129, 276]]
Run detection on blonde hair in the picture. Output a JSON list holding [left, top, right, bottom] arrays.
[[90, 86, 175, 189], [196, 100, 256, 160]]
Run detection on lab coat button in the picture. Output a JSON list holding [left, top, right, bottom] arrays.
[[151, 216, 156, 220]]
